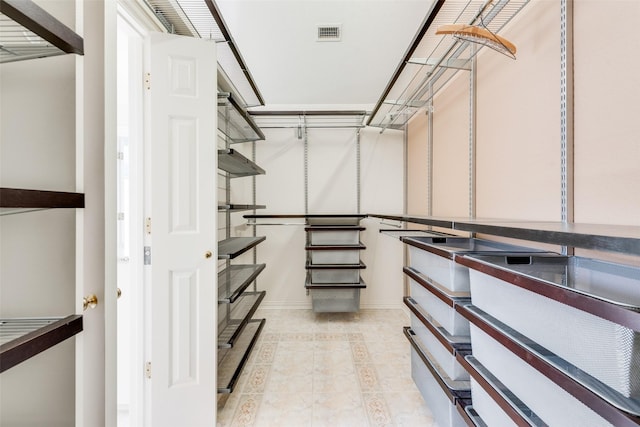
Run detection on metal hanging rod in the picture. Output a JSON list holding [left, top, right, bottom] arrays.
[[249, 110, 368, 130]]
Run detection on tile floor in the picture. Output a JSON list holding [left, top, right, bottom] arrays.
[[217, 309, 434, 427]]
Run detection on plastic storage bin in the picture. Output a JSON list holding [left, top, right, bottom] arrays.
[[307, 228, 361, 245], [310, 288, 360, 312], [308, 248, 361, 265], [405, 327, 469, 427], [401, 237, 545, 292], [406, 267, 471, 336], [470, 323, 613, 426], [466, 254, 640, 401], [410, 311, 469, 381]]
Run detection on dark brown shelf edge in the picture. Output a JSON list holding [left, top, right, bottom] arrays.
[[456, 305, 640, 427], [221, 92, 266, 141], [0, 0, 84, 55], [305, 226, 366, 231], [305, 261, 366, 270], [0, 314, 83, 373], [217, 318, 265, 394], [218, 204, 266, 212], [455, 353, 544, 427], [403, 297, 471, 354], [369, 213, 454, 229], [218, 264, 266, 304], [455, 255, 640, 333], [305, 243, 366, 250], [305, 276, 366, 289], [0, 188, 85, 209], [403, 327, 471, 401], [218, 291, 266, 349], [244, 214, 366, 219]]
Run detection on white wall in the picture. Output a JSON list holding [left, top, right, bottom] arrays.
[[242, 125, 404, 309], [0, 25, 77, 427]]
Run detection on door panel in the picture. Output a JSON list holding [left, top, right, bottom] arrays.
[[147, 32, 217, 427]]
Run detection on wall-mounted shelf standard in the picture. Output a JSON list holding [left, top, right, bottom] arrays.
[[218, 93, 265, 143], [0, 315, 83, 373], [217, 318, 265, 393], [367, 0, 530, 130], [218, 236, 266, 260], [0, 0, 84, 63], [218, 149, 266, 178]]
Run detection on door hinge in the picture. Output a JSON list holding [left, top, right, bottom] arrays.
[[145, 361, 152, 379], [145, 72, 151, 90], [117, 212, 125, 221], [117, 151, 125, 160], [145, 217, 152, 235], [144, 246, 151, 265]]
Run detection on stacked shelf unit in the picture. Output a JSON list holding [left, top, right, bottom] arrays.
[[216, 92, 267, 393], [0, 0, 84, 375], [373, 214, 640, 427], [304, 215, 367, 313]]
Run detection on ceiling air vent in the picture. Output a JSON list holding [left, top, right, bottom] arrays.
[[317, 25, 342, 42]]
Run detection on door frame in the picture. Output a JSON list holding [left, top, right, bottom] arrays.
[[111, 2, 167, 426]]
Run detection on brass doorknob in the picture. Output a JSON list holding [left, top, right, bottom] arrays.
[[83, 294, 98, 311], [205, 251, 213, 259]]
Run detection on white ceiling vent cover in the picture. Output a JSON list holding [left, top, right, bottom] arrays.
[[317, 24, 342, 42]]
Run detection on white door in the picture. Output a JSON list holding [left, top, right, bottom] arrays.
[[146, 32, 217, 427]]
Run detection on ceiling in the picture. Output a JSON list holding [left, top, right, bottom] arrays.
[[216, 0, 437, 110]]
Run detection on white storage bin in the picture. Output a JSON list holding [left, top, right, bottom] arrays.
[[409, 276, 470, 336], [410, 312, 469, 381], [309, 248, 360, 265], [402, 237, 543, 292], [308, 267, 361, 284], [470, 323, 613, 426], [467, 254, 640, 401], [408, 336, 468, 427], [310, 288, 360, 312], [470, 377, 517, 427], [307, 216, 362, 226], [308, 229, 361, 245]]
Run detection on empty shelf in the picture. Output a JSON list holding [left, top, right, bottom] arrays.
[[218, 149, 265, 178], [0, 315, 83, 373], [0, 187, 84, 215], [305, 243, 366, 250], [218, 93, 265, 143], [218, 204, 266, 212], [0, 0, 84, 63], [217, 318, 265, 393], [218, 291, 265, 348], [218, 264, 266, 303], [218, 236, 266, 259]]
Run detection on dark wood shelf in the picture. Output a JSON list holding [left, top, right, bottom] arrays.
[[218, 204, 266, 212], [218, 236, 266, 259], [0, 315, 83, 373], [0, 187, 84, 212]]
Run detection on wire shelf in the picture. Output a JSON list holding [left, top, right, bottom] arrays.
[[249, 110, 367, 130], [368, 0, 530, 130]]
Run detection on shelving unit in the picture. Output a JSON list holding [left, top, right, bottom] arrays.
[[0, 0, 84, 382], [304, 215, 367, 312], [374, 213, 640, 426], [367, 0, 530, 131], [216, 89, 266, 394]]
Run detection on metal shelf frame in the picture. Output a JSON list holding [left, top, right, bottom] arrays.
[[0, 0, 84, 63], [367, 0, 530, 131], [218, 264, 266, 304], [218, 93, 265, 143], [218, 149, 266, 178]]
